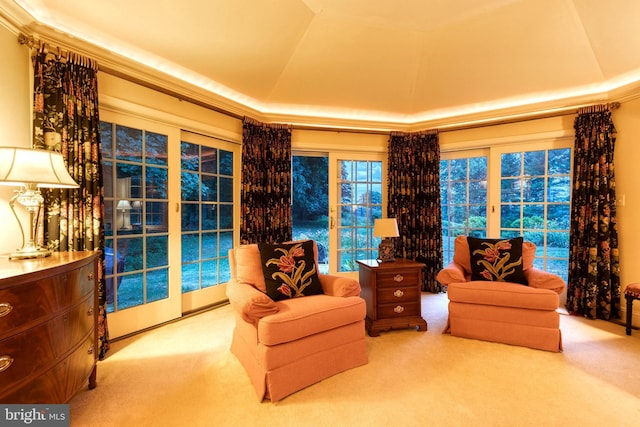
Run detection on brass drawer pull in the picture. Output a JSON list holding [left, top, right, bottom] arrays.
[[0, 302, 12, 317], [0, 355, 14, 373], [394, 305, 404, 313], [87, 307, 94, 316], [87, 345, 94, 355], [393, 274, 404, 282], [394, 289, 404, 298], [88, 272, 95, 281]]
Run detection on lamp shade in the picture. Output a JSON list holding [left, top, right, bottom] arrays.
[[373, 218, 399, 238], [116, 200, 132, 210], [0, 147, 79, 188]]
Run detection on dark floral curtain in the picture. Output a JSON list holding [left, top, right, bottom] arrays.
[[32, 48, 109, 358], [566, 105, 620, 320], [241, 117, 292, 244], [388, 131, 443, 292]]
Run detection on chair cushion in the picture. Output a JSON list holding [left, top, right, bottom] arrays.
[[448, 281, 559, 311], [258, 240, 324, 301], [258, 295, 366, 346], [468, 236, 527, 285]]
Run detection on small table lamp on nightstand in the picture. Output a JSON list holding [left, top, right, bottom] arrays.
[[373, 218, 399, 262]]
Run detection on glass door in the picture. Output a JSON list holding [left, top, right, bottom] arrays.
[[101, 112, 182, 338], [440, 140, 572, 282], [329, 153, 385, 278], [495, 146, 572, 282], [291, 151, 385, 277], [180, 132, 239, 312], [292, 153, 329, 273]]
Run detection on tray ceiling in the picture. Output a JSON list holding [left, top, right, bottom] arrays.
[[3, 0, 640, 129]]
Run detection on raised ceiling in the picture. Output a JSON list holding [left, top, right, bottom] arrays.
[[3, 0, 640, 129]]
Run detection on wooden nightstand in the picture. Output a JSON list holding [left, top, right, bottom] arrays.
[[357, 258, 427, 337]]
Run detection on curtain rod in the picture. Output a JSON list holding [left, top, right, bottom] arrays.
[[17, 32, 621, 135]]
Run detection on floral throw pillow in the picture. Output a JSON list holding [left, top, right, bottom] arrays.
[[467, 237, 527, 285], [258, 240, 324, 301]]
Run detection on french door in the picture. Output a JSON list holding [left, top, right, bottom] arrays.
[[101, 111, 182, 338], [101, 112, 239, 338], [440, 140, 572, 282], [292, 151, 386, 278], [179, 132, 239, 313]]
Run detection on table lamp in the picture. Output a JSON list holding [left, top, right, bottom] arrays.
[[373, 218, 399, 262], [0, 147, 79, 259]]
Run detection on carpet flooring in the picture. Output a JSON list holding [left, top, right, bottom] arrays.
[[69, 293, 640, 426]]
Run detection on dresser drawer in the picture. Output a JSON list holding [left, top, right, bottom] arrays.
[[378, 301, 420, 318], [0, 300, 94, 389], [376, 270, 420, 288], [0, 335, 95, 404], [0, 264, 95, 339], [377, 286, 420, 304]]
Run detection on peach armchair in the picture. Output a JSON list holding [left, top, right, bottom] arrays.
[[226, 241, 368, 402], [436, 236, 566, 352]]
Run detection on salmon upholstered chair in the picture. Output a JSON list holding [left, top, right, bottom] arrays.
[[436, 236, 566, 352], [226, 240, 368, 402]]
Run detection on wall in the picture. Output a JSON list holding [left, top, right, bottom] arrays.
[[0, 22, 31, 255], [1, 22, 639, 326]]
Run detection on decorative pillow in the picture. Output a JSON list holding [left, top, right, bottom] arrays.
[[467, 237, 527, 285], [258, 240, 324, 301]]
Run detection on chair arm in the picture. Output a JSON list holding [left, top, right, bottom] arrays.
[[318, 274, 361, 297], [226, 279, 278, 326], [524, 268, 566, 295], [436, 262, 468, 285]]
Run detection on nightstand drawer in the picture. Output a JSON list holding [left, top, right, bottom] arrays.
[[378, 301, 420, 318], [376, 270, 419, 288], [377, 286, 420, 304]]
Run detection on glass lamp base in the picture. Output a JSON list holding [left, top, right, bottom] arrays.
[[10, 247, 52, 260]]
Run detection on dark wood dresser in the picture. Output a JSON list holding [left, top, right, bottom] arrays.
[[357, 258, 428, 337], [0, 251, 99, 403]]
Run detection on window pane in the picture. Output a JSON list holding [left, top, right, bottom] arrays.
[[501, 153, 521, 177], [182, 234, 200, 263], [548, 148, 571, 174], [147, 167, 167, 199], [201, 146, 217, 174], [524, 151, 545, 176], [116, 125, 142, 163], [146, 132, 167, 166], [147, 269, 169, 303], [220, 149, 233, 176], [202, 175, 217, 202], [146, 236, 168, 268], [547, 177, 571, 202]]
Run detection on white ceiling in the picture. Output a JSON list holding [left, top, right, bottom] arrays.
[[3, 0, 640, 129]]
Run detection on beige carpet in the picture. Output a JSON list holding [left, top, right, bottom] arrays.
[[69, 293, 640, 427]]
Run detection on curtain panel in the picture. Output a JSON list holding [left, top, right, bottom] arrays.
[[32, 49, 110, 358], [566, 105, 620, 320], [387, 131, 443, 292], [240, 118, 292, 244]]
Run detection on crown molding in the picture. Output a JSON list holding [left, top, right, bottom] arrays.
[[5, 7, 639, 133]]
